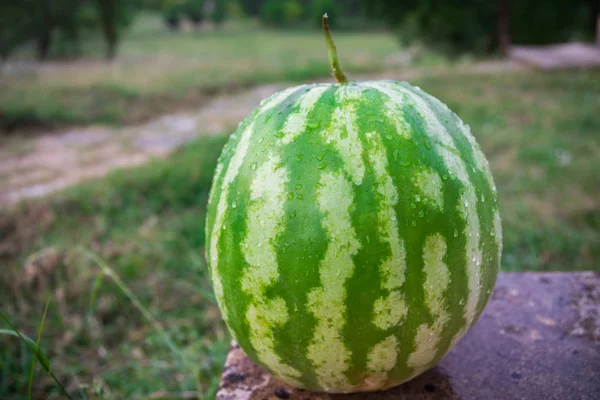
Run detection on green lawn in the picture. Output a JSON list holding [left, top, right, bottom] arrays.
[[1, 69, 598, 399], [0, 13, 399, 131]]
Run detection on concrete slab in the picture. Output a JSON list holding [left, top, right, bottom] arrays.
[[216, 272, 600, 400]]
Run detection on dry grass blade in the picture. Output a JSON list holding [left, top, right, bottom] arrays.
[[28, 297, 51, 400], [0, 311, 72, 399]]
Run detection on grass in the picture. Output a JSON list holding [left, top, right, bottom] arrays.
[[0, 13, 400, 132], [0, 69, 598, 398]]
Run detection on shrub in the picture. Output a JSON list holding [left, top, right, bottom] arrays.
[[260, 0, 303, 27], [163, 0, 186, 30], [310, 0, 339, 27], [184, 0, 205, 26], [212, 0, 228, 25]]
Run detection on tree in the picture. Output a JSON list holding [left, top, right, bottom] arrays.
[[36, 0, 53, 60], [497, 0, 510, 55], [0, 3, 33, 59], [260, 0, 303, 27], [240, 0, 263, 17], [184, 0, 205, 26], [94, 0, 135, 59], [310, 0, 340, 28], [212, 0, 228, 25], [366, 0, 596, 55]]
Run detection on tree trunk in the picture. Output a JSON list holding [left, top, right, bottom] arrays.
[[595, 0, 600, 46], [96, 0, 119, 60], [497, 0, 511, 56], [106, 37, 117, 60], [36, 31, 51, 61], [36, 0, 52, 61]]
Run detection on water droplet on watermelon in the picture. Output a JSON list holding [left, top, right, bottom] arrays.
[[464, 200, 469, 207], [386, 134, 393, 141], [296, 154, 304, 162], [393, 149, 399, 160], [318, 162, 328, 170], [411, 219, 417, 227], [453, 230, 458, 237], [250, 163, 257, 170], [400, 160, 411, 167], [288, 193, 294, 200], [232, 202, 237, 209], [296, 194, 304, 200], [418, 209, 425, 218], [391, 215, 397, 221], [415, 194, 421, 202], [459, 299, 465, 306], [290, 211, 297, 219], [423, 140, 431, 150], [264, 114, 272, 123], [442, 174, 448, 181], [295, 184, 303, 190], [410, 202, 416, 209], [490, 229, 495, 237], [481, 194, 486, 203]]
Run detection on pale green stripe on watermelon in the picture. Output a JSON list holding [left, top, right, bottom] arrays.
[[267, 85, 338, 389], [307, 170, 361, 391], [388, 83, 471, 185], [493, 210, 503, 261], [362, 82, 413, 140], [388, 83, 486, 348], [413, 169, 444, 210], [241, 154, 302, 385], [209, 85, 302, 324], [407, 233, 450, 374], [401, 82, 502, 345], [364, 130, 407, 331], [208, 119, 256, 324], [280, 85, 329, 145], [449, 185, 483, 349], [322, 86, 366, 185], [366, 335, 399, 387], [413, 85, 496, 194]]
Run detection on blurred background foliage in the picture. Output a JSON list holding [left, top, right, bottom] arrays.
[[366, 0, 598, 55], [0, 0, 599, 399], [1, 0, 598, 61]]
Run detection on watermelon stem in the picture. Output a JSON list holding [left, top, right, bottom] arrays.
[[322, 13, 349, 84]]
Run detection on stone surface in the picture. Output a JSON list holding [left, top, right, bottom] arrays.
[[216, 272, 600, 400]]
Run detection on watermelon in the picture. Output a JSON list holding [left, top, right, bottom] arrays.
[[205, 15, 501, 393]]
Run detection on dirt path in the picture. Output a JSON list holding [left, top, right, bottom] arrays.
[[0, 61, 522, 206], [510, 43, 600, 70], [0, 84, 287, 204]]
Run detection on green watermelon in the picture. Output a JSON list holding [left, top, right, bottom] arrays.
[[205, 15, 501, 393]]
